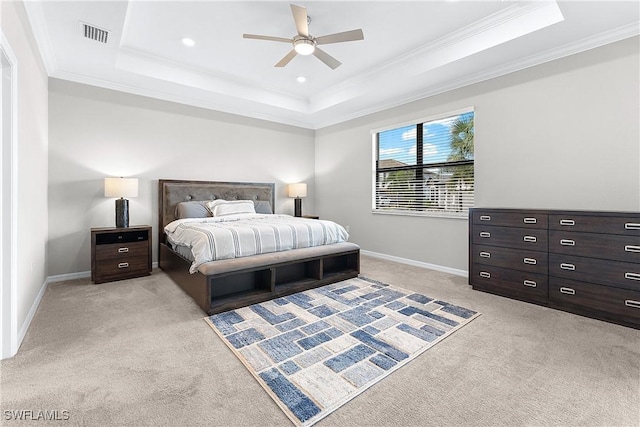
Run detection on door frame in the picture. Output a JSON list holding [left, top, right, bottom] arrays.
[[1, 28, 19, 360]]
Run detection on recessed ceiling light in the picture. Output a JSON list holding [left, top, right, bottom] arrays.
[[181, 37, 195, 47], [296, 76, 306, 83]]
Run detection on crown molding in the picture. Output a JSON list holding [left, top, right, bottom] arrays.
[[50, 69, 316, 130], [312, 28, 639, 130], [309, 0, 564, 113], [22, 1, 56, 74], [115, 45, 311, 113]]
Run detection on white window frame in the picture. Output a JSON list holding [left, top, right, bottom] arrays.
[[371, 107, 474, 219]]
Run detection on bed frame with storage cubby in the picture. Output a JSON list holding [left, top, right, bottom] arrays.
[[158, 179, 360, 315]]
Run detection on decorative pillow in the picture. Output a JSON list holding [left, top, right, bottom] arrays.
[[254, 200, 273, 214], [175, 201, 211, 219], [206, 200, 256, 217]]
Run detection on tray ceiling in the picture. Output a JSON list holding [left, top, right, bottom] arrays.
[[25, 1, 639, 129]]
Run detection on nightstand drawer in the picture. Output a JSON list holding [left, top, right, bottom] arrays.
[[549, 230, 640, 263], [95, 255, 150, 279], [472, 211, 547, 229], [472, 244, 547, 274], [95, 241, 149, 261], [549, 254, 640, 291], [472, 225, 547, 251]]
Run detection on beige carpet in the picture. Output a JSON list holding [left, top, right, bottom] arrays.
[[1, 255, 638, 426]]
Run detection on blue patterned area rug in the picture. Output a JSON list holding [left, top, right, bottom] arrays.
[[205, 276, 480, 427]]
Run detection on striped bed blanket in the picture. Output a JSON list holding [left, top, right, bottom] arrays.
[[164, 214, 350, 273]]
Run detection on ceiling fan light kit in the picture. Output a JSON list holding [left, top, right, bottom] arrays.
[[293, 37, 315, 55], [243, 3, 364, 69]]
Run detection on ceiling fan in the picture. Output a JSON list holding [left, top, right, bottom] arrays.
[[243, 4, 364, 70]]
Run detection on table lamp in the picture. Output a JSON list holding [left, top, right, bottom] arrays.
[[104, 177, 138, 228], [288, 183, 307, 217]]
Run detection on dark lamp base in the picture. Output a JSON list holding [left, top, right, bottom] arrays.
[[294, 198, 302, 217], [115, 198, 130, 228]]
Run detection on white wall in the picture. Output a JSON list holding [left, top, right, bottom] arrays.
[[48, 37, 640, 277], [48, 80, 315, 277], [1, 1, 49, 349], [315, 37, 640, 272]]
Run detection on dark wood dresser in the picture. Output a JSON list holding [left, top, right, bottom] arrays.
[[91, 226, 152, 284], [469, 209, 640, 329]]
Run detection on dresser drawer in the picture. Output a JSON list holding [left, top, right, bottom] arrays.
[[471, 264, 548, 303], [472, 225, 547, 251], [472, 211, 547, 229], [95, 241, 149, 261], [549, 230, 640, 263], [549, 214, 640, 236], [549, 277, 640, 323], [95, 255, 150, 280], [549, 254, 640, 291], [472, 244, 547, 274]]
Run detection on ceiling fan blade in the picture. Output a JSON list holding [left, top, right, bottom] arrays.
[[243, 34, 292, 43], [313, 47, 341, 70], [290, 4, 309, 37], [275, 50, 297, 67], [315, 29, 364, 45]]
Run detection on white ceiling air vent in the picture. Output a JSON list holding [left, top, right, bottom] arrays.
[[80, 22, 109, 44]]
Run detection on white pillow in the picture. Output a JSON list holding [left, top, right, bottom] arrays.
[[206, 200, 256, 217]]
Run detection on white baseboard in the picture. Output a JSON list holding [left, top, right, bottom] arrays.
[[17, 278, 49, 353], [47, 270, 91, 283], [360, 250, 468, 278], [47, 262, 159, 284]]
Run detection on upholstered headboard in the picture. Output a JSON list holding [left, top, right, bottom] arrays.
[[158, 179, 275, 241]]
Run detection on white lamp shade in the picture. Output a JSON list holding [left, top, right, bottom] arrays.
[[104, 177, 139, 198], [288, 183, 307, 198]]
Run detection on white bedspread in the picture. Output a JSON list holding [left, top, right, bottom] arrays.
[[164, 214, 350, 273]]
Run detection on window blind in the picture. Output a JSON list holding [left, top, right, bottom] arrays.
[[373, 110, 474, 216]]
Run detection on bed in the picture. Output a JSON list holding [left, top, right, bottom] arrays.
[[158, 179, 360, 314]]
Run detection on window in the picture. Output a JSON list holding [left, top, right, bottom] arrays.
[[373, 109, 474, 217]]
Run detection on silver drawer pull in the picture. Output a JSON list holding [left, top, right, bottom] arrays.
[[118, 247, 129, 253], [560, 287, 575, 295], [523, 236, 537, 243], [625, 300, 640, 309], [479, 215, 491, 221], [479, 232, 491, 238], [625, 245, 640, 253], [625, 223, 640, 230], [479, 271, 491, 279], [479, 252, 491, 258], [523, 280, 537, 288], [560, 239, 575, 246], [560, 263, 576, 271], [523, 217, 537, 224], [625, 272, 640, 281], [523, 258, 537, 265], [559, 219, 575, 226], [118, 262, 129, 269]]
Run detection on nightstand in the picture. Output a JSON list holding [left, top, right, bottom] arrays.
[[302, 215, 319, 219], [91, 226, 152, 284]]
